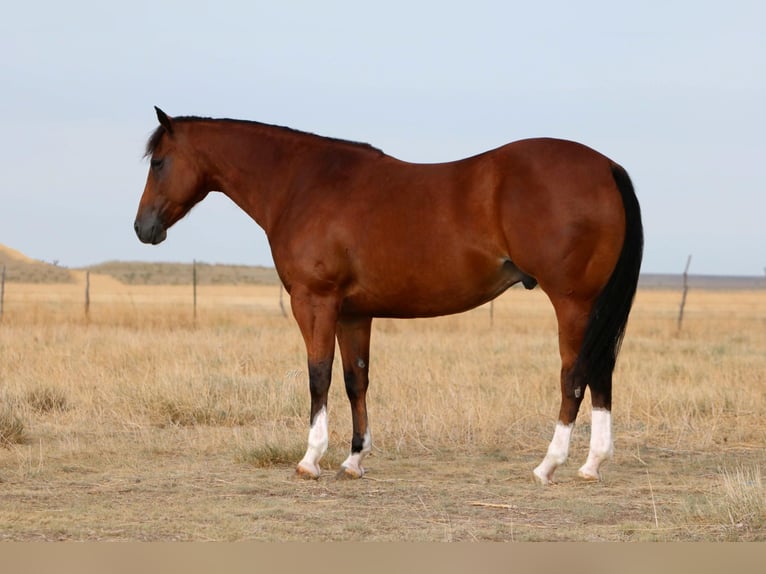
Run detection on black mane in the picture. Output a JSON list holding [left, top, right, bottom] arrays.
[[145, 125, 167, 158], [145, 116, 384, 158]]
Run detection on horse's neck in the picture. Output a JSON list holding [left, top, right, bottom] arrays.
[[197, 123, 299, 234], [194, 120, 381, 235]]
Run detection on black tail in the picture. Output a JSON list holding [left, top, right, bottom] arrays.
[[573, 163, 644, 399]]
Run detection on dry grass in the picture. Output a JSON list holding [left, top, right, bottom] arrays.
[[712, 465, 765, 531], [0, 278, 764, 541], [0, 406, 25, 447]]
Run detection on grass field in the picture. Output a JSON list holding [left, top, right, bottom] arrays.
[[0, 269, 764, 541]]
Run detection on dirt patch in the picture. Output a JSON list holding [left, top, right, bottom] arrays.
[[0, 438, 762, 541]]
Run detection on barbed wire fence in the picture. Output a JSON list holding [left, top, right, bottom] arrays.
[[0, 262, 291, 324], [1, 260, 765, 327]]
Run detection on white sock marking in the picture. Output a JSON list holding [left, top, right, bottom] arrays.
[[341, 426, 372, 477], [578, 408, 613, 480], [533, 422, 573, 485], [297, 406, 328, 477]]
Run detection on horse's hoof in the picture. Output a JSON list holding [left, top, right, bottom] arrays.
[[532, 466, 554, 486], [335, 466, 364, 480], [295, 464, 320, 480], [577, 467, 602, 482]]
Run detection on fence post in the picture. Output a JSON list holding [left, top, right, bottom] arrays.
[[677, 254, 691, 331], [193, 259, 198, 322], [0, 264, 5, 321], [84, 270, 91, 321], [279, 284, 287, 318]]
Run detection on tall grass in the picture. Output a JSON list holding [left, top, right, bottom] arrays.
[[681, 464, 766, 538], [2, 285, 763, 460], [714, 464, 765, 531], [0, 406, 25, 446], [1, 283, 765, 536]]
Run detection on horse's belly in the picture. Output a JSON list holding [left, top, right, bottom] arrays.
[[341, 257, 527, 318]]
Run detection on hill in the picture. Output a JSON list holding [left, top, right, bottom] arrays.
[[85, 261, 281, 286], [639, 273, 766, 290], [0, 244, 76, 283], [1, 244, 280, 286], [2, 243, 763, 289]]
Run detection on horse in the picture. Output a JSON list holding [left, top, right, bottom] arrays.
[[134, 107, 643, 484]]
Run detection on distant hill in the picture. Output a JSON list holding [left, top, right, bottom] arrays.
[[639, 273, 766, 290], [1, 244, 281, 286], [0, 244, 76, 283], [85, 261, 281, 286], [2, 243, 763, 289]]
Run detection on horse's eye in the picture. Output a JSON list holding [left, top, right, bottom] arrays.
[[150, 157, 165, 170]]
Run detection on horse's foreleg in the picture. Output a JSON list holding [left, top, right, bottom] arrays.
[[533, 296, 589, 485], [335, 316, 373, 479], [296, 359, 333, 479], [291, 290, 340, 480]]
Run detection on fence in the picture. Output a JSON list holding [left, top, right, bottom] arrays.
[[0, 263, 288, 325], [0, 264, 5, 321], [0, 263, 507, 327], [1, 261, 763, 327]]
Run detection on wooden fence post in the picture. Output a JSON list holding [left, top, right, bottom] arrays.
[[193, 259, 198, 322], [84, 270, 91, 320], [0, 264, 5, 321], [279, 284, 287, 318], [677, 255, 691, 331]]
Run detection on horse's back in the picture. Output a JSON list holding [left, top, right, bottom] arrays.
[[275, 136, 627, 317]]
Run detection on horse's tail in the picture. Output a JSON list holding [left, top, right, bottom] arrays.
[[573, 162, 644, 397]]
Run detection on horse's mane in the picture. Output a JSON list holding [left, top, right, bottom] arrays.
[[145, 116, 384, 158]]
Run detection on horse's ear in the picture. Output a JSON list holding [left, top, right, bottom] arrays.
[[155, 106, 174, 134]]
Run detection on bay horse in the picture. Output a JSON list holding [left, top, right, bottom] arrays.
[[134, 107, 643, 484]]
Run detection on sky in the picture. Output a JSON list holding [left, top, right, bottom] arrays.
[[1, 1, 764, 276]]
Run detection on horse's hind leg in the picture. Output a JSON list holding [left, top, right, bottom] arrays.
[[533, 296, 590, 485], [577, 370, 613, 481], [335, 316, 373, 479]]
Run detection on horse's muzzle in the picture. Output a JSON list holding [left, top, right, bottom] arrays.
[[134, 213, 167, 245]]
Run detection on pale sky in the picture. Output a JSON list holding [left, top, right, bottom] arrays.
[[2, 1, 764, 275]]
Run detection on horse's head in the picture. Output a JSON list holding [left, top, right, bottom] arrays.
[[134, 107, 209, 244]]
